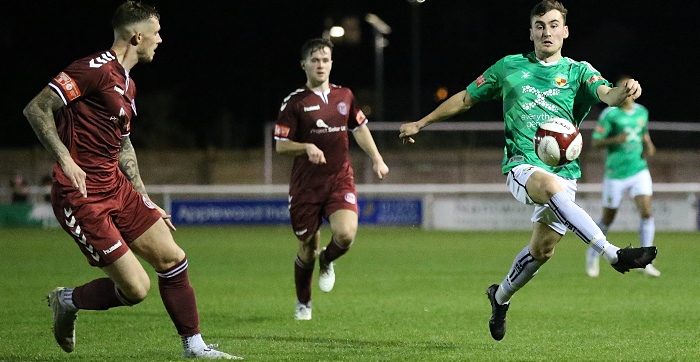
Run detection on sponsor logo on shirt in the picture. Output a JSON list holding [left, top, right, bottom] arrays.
[[587, 75, 604, 84], [521, 71, 531, 79], [295, 228, 308, 236], [304, 105, 320, 112], [337, 102, 348, 115], [53, 72, 82, 101], [316, 119, 329, 128], [275, 124, 290, 138], [521, 86, 560, 112], [475, 74, 486, 87]]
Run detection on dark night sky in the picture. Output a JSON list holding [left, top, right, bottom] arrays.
[[3, 0, 698, 150]]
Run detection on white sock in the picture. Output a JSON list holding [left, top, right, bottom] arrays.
[[182, 333, 206, 351], [60, 288, 78, 311], [496, 246, 543, 304], [639, 217, 655, 247], [590, 235, 620, 264], [596, 220, 610, 235], [548, 192, 621, 263]]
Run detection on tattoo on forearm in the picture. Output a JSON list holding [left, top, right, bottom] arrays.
[[24, 89, 70, 161], [118, 137, 148, 196]]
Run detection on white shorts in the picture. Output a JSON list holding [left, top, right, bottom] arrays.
[[601, 169, 653, 209], [506, 164, 578, 235]]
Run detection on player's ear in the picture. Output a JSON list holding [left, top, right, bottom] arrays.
[[300, 60, 305, 70], [130, 32, 141, 46]]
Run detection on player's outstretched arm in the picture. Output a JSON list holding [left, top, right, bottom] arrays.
[[598, 78, 642, 106], [399, 89, 474, 144], [352, 125, 389, 180], [23, 87, 87, 198]]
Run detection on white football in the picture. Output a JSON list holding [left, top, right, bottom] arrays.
[[533, 118, 583, 167]]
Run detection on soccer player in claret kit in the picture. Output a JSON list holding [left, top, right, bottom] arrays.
[[275, 38, 389, 320], [399, 0, 657, 341], [585, 75, 659, 278], [23, 2, 241, 359]]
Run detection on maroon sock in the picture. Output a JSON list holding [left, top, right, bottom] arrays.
[[294, 256, 314, 305], [157, 258, 200, 336], [72, 278, 135, 310], [321, 238, 350, 263]]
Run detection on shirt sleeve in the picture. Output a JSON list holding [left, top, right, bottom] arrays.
[[348, 91, 367, 131], [48, 59, 107, 106], [465, 57, 504, 102], [275, 97, 298, 141]]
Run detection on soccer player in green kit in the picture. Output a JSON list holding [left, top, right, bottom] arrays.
[[399, 0, 657, 341], [585, 76, 659, 278]]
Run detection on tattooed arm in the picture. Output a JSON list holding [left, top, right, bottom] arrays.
[[119, 136, 175, 230], [118, 136, 148, 196], [23, 87, 87, 198]]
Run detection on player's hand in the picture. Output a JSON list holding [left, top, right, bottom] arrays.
[[305, 144, 326, 164], [60, 158, 87, 198], [399, 122, 421, 144], [615, 133, 628, 144], [373, 160, 389, 180], [152, 202, 176, 231], [622, 78, 642, 100]]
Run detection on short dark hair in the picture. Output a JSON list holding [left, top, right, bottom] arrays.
[[112, 1, 160, 31], [530, 0, 568, 25], [300, 38, 334, 60]]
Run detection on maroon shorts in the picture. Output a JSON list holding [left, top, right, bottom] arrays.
[[51, 177, 161, 267], [288, 177, 358, 241]]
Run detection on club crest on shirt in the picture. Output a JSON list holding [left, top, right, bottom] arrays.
[[344, 192, 356, 204], [553, 74, 569, 88], [337, 102, 348, 115]]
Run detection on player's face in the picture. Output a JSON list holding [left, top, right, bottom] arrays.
[[529, 10, 568, 59], [136, 17, 162, 63], [301, 47, 333, 87]]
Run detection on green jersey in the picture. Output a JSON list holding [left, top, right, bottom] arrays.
[[592, 103, 649, 179], [466, 52, 611, 178]]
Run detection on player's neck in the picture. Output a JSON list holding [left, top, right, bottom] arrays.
[[306, 80, 330, 93], [111, 43, 137, 73], [534, 51, 562, 64]]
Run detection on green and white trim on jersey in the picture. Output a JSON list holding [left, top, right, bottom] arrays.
[[593, 103, 649, 179], [466, 52, 611, 179]]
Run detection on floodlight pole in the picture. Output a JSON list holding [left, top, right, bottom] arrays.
[[365, 14, 391, 123]]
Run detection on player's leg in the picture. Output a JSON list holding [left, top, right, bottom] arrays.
[[524, 168, 655, 272], [47, 190, 150, 353], [631, 169, 658, 276], [295, 231, 320, 320], [288, 199, 322, 320], [130, 218, 241, 359], [487, 222, 562, 340], [586, 177, 623, 276], [318, 209, 358, 293]]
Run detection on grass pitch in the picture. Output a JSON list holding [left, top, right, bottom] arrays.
[[0, 226, 698, 361]]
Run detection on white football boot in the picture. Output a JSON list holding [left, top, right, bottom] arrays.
[[294, 302, 312, 321], [47, 287, 78, 353], [318, 249, 336, 292], [182, 334, 243, 360]]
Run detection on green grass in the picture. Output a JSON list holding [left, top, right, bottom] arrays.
[[0, 226, 698, 361]]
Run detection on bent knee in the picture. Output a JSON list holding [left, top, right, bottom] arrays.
[[333, 230, 356, 246], [119, 280, 150, 304]]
